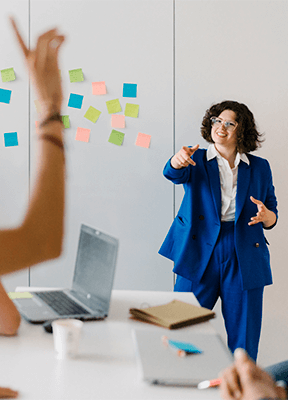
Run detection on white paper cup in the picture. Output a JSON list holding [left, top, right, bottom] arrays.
[[52, 319, 83, 359]]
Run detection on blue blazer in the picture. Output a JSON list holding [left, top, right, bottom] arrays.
[[158, 149, 278, 291]]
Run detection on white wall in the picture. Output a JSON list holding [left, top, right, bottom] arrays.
[[1, 0, 288, 367]]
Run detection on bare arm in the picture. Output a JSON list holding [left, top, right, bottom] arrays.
[[0, 19, 66, 276], [0, 281, 21, 336]]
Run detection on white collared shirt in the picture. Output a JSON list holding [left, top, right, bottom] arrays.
[[207, 144, 250, 221]]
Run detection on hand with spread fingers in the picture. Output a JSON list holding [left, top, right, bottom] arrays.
[[170, 144, 200, 169], [10, 16, 65, 120], [220, 348, 286, 400], [249, 196, 277, 228]]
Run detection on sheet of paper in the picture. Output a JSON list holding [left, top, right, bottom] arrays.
[[68, 93, 84, 109], [62, 115, 70, 129], [84, 106, 101, 123], [106, 99, 122, 114], [1, 68, 16, 82], [75, 127, 90, 142], [69, 68, 84, 82], [4, 132, 18, 147], [125, 103, 139, 118], [0, 88, 12, 104], [108, 129, 125, 146], [123, 83, 137, 98], [135, 132, 151, 148], [92, 81, 106, 95], [111, 114, 125, 128], [8, 292, 33, 299]]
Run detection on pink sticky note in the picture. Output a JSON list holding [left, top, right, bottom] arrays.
[[92, 81, 106, 95], [135, 132, 151, 149], [75, 127, 90, 143], [111, 114, 125, 129]]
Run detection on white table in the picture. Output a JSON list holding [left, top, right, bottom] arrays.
[[1, 290, 224, 400]]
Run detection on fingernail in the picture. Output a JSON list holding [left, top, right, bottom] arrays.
[[234, 348, 247, 360]]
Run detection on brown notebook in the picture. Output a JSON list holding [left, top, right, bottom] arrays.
[[129, 299, 215, 329]]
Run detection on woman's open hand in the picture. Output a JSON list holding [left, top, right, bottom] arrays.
[[171, 144, 200, 169], [10, 17, 65, 120]]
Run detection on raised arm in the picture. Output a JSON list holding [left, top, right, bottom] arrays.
[[0, 19, 66, 276]]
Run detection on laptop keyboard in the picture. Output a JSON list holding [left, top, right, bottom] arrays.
[[35, 291, 90, 316]]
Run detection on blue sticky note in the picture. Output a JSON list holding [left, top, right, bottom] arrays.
[[123, 83, 137, 98], [4, 132, 18, 147], [168, 340, 202, 354], [0, 88, 12, 104], [68, 93, 84, 109]]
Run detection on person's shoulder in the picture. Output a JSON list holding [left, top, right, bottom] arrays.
[[192, 147, 207, 160], [246, 153, 269, 165]]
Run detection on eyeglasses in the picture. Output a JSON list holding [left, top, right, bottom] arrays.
[[210, 117, 238, 133]]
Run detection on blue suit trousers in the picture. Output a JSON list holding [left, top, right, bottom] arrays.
[[174, 221, 264, 361]]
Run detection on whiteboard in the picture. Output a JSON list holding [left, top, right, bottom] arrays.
[[29, 0, 174, 291]]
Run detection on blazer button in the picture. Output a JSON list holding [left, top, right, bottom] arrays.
[[199, 215, 204, 220], [192, 235, 196, 240], [255, 243, 260, 248]]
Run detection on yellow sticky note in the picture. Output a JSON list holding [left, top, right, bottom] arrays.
[[84, 106, 101, 123], [1, 68, 16, 82], [125, 103, 139, 118], [69, 68, 84, 83], [106, 99, 122, 114], [8, 292, 33, 299]]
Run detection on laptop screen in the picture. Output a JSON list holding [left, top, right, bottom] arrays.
[[72, 224, 118, 312]]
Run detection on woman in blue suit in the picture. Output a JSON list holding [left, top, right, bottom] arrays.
[[159, 100, 278, 361]]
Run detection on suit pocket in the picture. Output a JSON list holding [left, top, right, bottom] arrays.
[[176, 215, 188, 226]]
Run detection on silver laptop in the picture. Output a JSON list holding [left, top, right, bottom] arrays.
[[13, 224, 118, 324], [132, 329, 233, 386]]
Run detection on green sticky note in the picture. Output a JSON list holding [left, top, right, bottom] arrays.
[[8, 292, 33, 299], [106, 99, 122, 114], [69, 68, 84, 83], [62, 115, 70, 129], [1, 68, 16, 82], [84, 106, 101, 123], [125, 103, 139, 118], [108, 129, 125, 146]]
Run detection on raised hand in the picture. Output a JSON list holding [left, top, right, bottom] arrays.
[[171, 144, 200, 169], [10, 17, 65, 120], [220, 348, 286, 400]]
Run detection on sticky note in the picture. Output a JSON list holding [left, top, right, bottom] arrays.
[[168, 339, 202, 354], [111, 114, 125, 129], [92, 81, 106, 95], [0, 88, 12, 104], [125, 103, 139, 118], [108, 129, 125, 146], [1, 68, 16, 82], [75, 127, 90, 143], [123, 83, 137, 98], [62, 115, 70, 129], [8, 292, 33, 300], [106, 99, 122, 114], [84, 106, 101, 123], [34, 99, 41, 113], [68, 93, 84, 109], [135, 132, 151, 148], [4, 132, 18, 147], [69, 68, 84, 83]]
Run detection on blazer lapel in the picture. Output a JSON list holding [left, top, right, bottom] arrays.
[[206, 157, 221, 222], [236, 160, 251, 223]]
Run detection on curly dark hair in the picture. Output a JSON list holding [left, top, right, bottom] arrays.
[[201, 100, 263, 153]]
